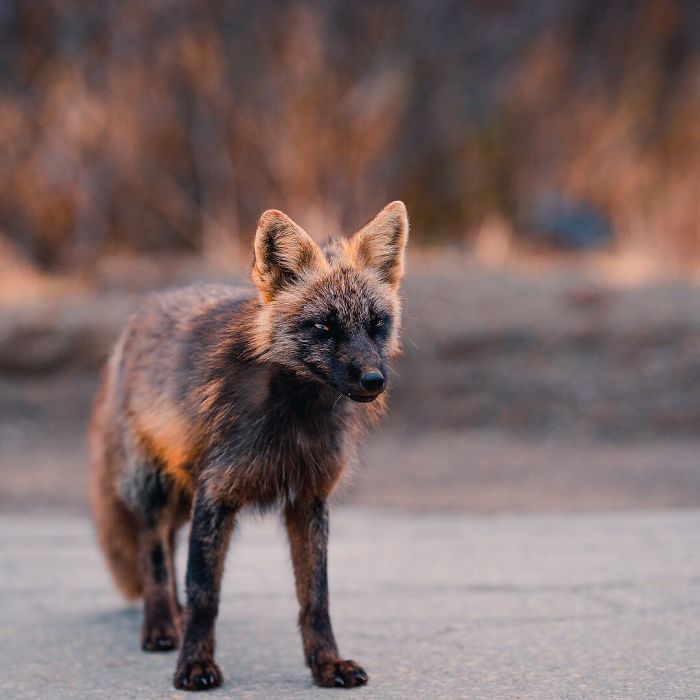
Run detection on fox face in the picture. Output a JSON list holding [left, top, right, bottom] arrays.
[[250, 201, 409, 402]]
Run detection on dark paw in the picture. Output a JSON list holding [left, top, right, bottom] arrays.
[[142, 620, 179, 652], [313, 659, 368, 688], [173, 658, 223, 691]]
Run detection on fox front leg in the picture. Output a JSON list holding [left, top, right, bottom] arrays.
[[285, 498, 368, 688], [173, 491, 237, 691]]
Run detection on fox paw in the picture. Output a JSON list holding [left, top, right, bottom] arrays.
[[173, 658, 223, 691], [313, 659, 368, 688], [141, 620, 179, 652]]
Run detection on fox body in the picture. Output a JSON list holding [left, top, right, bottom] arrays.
[[89, 201, 408, 691]]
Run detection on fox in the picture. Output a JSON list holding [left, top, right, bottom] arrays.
[[89, 201, 409, 691]]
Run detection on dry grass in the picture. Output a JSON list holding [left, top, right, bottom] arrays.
[[2, 2, 700, 269]]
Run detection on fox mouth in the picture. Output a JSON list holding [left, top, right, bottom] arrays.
[[346, 392, 382, 403]]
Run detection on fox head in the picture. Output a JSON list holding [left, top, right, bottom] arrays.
[[250, 201, 408, 403]]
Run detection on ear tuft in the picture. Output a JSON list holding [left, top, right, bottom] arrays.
[[252, 210, 325, 301], [351, 201, 409, 287]]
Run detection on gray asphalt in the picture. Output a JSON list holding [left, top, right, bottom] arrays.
[[1, 508, 699, 700]]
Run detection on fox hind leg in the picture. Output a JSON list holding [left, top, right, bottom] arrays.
[[127, 464, 186, 652]]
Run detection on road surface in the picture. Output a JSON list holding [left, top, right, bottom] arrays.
[[1, 508, 699, 699]]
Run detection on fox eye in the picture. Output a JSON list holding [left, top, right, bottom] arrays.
[[369, 316, 389, 337], [314, 322, 331, 332]]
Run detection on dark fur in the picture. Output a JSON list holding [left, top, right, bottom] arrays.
[[89, 201, 408, 691]]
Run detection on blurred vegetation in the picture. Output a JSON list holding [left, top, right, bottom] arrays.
[[1, 0, 699, 269]]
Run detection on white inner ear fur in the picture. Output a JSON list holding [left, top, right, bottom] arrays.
[[252, 210, 326, 301], [352, 201, 409, 288]]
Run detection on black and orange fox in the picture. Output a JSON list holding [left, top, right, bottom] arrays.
[[89, 201, 408, 691]]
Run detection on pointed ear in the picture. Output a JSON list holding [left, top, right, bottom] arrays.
[[252, 210, 326, 301], [351, 201, 409, 288]]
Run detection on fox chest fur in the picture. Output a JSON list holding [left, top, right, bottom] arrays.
[[108, 286, 371, 509]]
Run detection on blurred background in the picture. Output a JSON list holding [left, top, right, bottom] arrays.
[[1, 0, 700, 513]]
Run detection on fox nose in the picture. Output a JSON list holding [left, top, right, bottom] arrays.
[[359, 370, 385, 394]]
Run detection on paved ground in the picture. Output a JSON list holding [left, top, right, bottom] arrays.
[[4, 419, 700, 515], [2, 508, 699, 700]]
